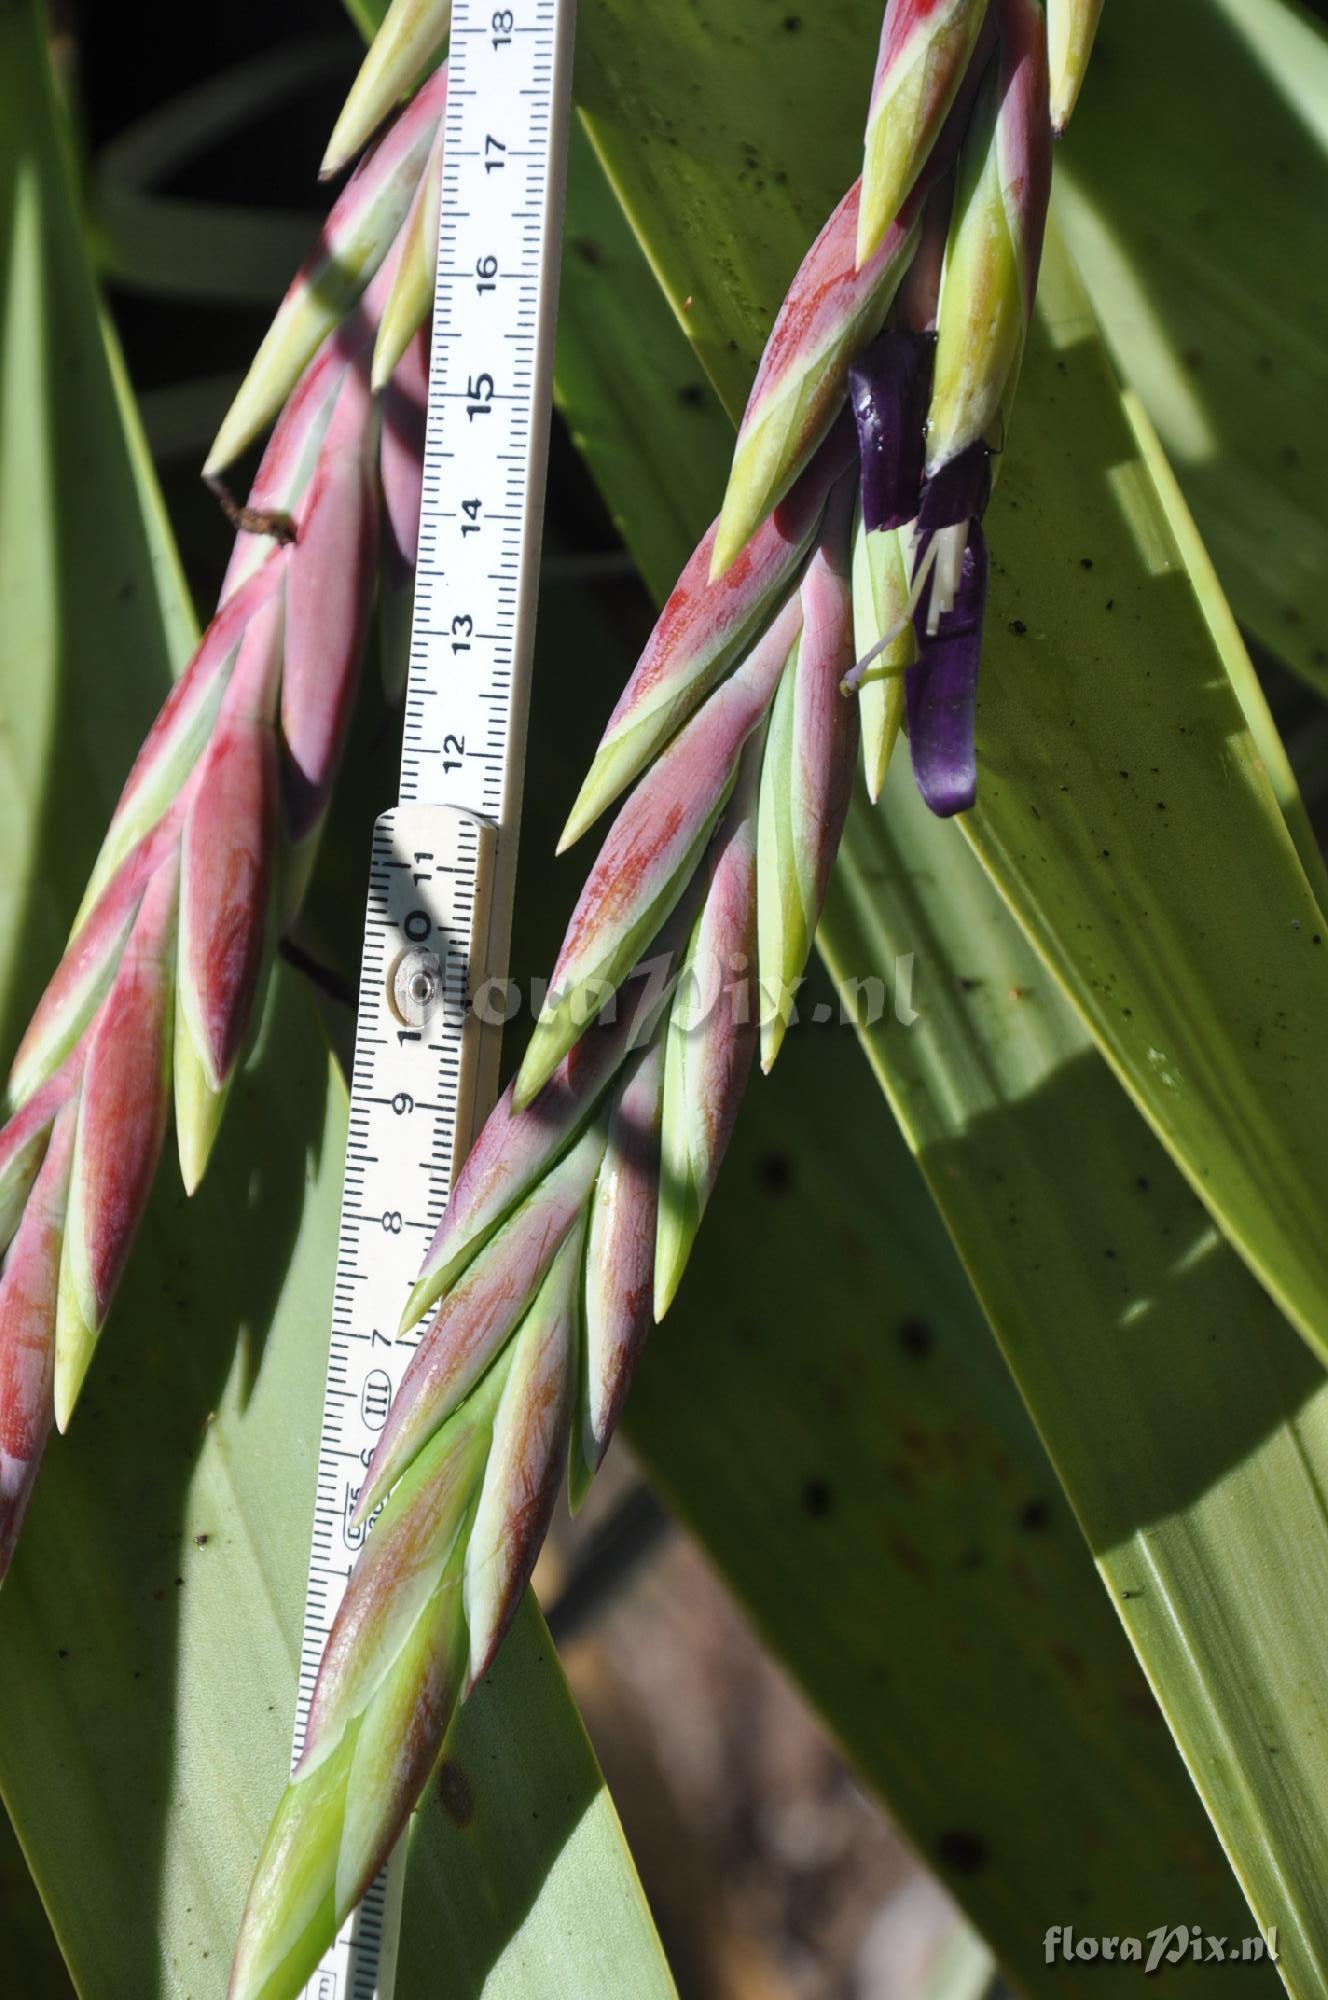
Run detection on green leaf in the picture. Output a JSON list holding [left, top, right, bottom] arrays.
[[1057, 0, 1328, 695], [825, 249, 1328, 1993], [961, 224, 1328, 1365], [547, 113, 1282, 1996], [0, 9, 671, 1995], [827, 777, 1328, 1990]]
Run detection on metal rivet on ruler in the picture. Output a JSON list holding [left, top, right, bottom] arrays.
[[389, 946, 443, 1027]]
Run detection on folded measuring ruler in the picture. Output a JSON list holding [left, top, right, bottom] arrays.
[[290, 4, 577, 1994]]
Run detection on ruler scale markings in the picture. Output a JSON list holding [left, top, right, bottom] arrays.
[[291, 3, 576, 1996]]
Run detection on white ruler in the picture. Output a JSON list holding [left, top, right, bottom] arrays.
[[290, 3, 576, 1994]]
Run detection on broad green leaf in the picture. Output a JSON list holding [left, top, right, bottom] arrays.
[[1057, 0, 1328, 696], [544, 118, 1281, 1996], [960, 226, 1328, 1372], [0, 9, 670, 1995], [822, 247, 1328, 1994], [824, 769, 1328, 1996]]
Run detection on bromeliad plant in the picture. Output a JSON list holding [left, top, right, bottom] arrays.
[[219, 2, 1104, 1993], [0, 0, 1101, 1582], [8, 0, 1328, 1991], [0, 0, 1105, 1983]]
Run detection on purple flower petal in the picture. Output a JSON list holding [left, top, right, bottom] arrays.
[[916, 441, 992, 533], [848, 330, 934, 533], [906, 522, 988, 817]]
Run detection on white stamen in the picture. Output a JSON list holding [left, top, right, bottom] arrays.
[[841, 531, 938, 693], [923, 521, 969, 638]]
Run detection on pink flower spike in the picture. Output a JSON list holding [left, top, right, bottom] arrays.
[[281, 360, 380, 851], [0, 1052, 84, 1258], [206, 63, 447, 477], [757, 480, 860, 1071], [74, 555, 285, 932], [54, 852, 179, 1432], [233, 1400, 482, 2000], [0, 1101, 76, 1581], [574, 1041, 665, 1503], [712, 186, 919, 579], [857, 0, 990, 268], [655, 734, 762, 1320], [560, 423, 853, 852], [9, 805, 188, 1114], [403, 1010, 648, 1339], [175, 587, 284, 1193], [463, 1214, 582, 1687], [926, 0, 1050, 472], [517, 592, 805, 1108]]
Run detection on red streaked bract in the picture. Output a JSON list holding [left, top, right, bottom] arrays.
[[463, 1215, 582, 1685], [560, 426, 851, 850], [357, 1122, 607, 1520], [0, 1103, 76, 1579], [206, 62, 447, 478], [53, 853, 179, 1431], [655, 741, 761, 1318], [280, 359, 381, 862], [756, 482, 860, 1070], [925, 0, 1050, 473], [518, 594, 805, 1105], [575, 1041, 665, 1500], [712, 186, 920, 578], [857, 0, 990, 267], [175, 588, 285, 1190]]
